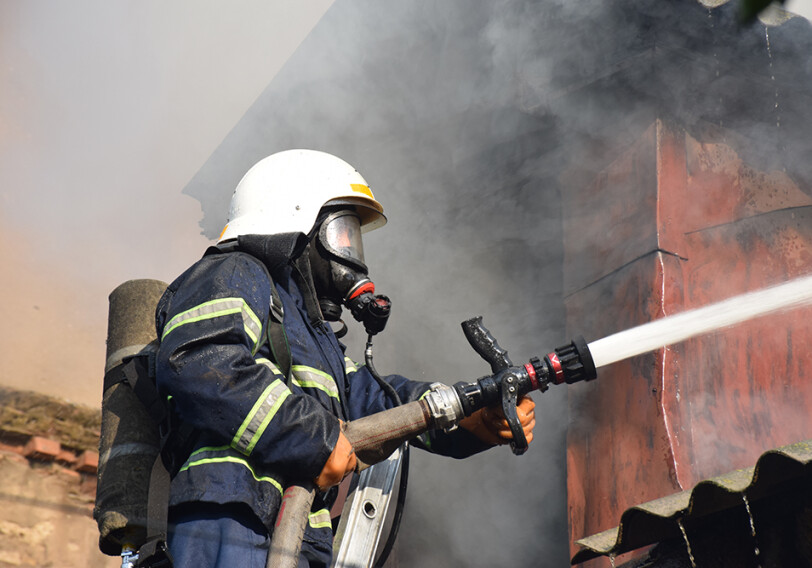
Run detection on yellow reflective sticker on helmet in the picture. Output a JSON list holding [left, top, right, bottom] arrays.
[[350, 184, 374, 198], [218, 224, 229, 240]]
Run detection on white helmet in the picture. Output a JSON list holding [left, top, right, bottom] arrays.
[[218, 149, 387, 243]]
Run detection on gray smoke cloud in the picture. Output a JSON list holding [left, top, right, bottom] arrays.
[[180, 1, 812, 566]]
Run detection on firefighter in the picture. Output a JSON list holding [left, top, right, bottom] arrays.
[[154, 149, 536, 567]]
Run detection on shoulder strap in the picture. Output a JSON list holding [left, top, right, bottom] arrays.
[[266, 282, 292, 380], [134, 455, 173, 567]]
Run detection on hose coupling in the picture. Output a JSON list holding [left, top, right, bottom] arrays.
[[423, 383, 465, 432]]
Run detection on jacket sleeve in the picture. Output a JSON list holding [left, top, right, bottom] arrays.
[[155, 253, 340, 481], [343, 360, 491, 459]]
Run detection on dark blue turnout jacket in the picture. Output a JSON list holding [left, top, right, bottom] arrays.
[[155, 248, 486, 564]]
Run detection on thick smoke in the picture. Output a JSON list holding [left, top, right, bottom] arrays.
[[181, 1, 812, 566]]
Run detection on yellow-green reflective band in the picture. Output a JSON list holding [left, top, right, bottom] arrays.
[[179, 446, 283, 495], [162, 297, 263, 350], [255, 357, 285, 378], [309, 509, 332, 529], [418, 432, 432, 450], [232, 379, 291, 455], [291, 366, 340, 399], [344, 357, 358, 374]]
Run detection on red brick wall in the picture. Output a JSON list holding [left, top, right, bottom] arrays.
[[563, 119, 812, 565]]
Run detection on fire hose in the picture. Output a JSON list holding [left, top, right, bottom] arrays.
[[266, 316, 597, 567]]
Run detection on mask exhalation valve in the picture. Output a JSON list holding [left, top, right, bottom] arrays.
[[346, 281, 391, 336]]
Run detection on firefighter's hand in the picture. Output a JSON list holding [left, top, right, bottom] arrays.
[[314, 428, 357, 491], [459, 395, 536, 447]]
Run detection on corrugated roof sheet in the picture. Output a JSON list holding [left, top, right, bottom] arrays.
[[696, 0, 797, 25], [571, 439, 812, 565]]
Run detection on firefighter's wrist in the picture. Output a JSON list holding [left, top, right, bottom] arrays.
[[313, 428, 357, 491], [459, 408, 505, 446]]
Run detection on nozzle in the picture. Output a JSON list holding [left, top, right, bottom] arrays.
[[544, 335, 596, 385]]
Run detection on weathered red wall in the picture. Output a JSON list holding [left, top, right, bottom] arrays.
[[563, 119, 812, 565]]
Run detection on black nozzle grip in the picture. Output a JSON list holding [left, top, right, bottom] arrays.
[[501, 372, 528, 456], [461, 316, 513, 374]]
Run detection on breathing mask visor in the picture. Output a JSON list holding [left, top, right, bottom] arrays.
[[319, 209, 367, 272], [311, 209, 391, 336]]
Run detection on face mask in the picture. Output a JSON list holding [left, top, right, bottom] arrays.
[[310, 210, 392, 336]]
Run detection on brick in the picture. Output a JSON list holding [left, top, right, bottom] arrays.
[[56, 449, 77, 465], [0, 441, 25, 456], [74, 450, 99, 473], [23, 436, 61, 461]]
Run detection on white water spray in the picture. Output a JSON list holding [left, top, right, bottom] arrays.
[[587, 274, 812, 369], [677, 518, 698, 568], [765, 26, 781, 129], [742, 494, 762, 568]]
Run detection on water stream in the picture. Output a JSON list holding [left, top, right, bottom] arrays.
[[742, 495, 762, 568], [677, 518, 698, 568], [707, 7, 723, 128], [765, 26, 781, 129], [587, 274, 812, 369]]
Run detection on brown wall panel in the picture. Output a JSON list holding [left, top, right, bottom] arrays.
[[564, 119, 812, 564]]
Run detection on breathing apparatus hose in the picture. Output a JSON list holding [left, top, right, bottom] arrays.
[[364, 334, 408, 568], [364, 335, 402, 407]]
